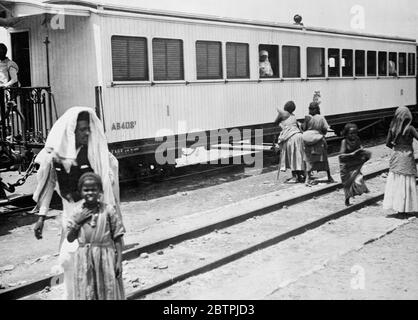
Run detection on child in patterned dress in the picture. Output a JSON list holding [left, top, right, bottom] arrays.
[[67, 172, 125, 300]]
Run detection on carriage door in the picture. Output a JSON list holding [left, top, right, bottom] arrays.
[[10, 31, 31, 87]]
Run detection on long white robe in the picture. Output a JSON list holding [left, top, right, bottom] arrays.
[[32, 106, 123, 300]]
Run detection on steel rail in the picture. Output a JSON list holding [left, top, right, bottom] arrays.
[[0, 161, 396, 300]]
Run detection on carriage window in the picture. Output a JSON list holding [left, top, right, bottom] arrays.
[[111, 36, 148, 81], [389, 52, 397, 76], [282, 46, 300, 78], [259, 44, 279, 78], [226, 42, 249, 79], [355, 50, 365, 76], [196, 41, 222, 80], [378, 51, 387, 76], [342, 49, 353, 77], [367, 51, 377, 76], [307, 47, 325, 77], [328, 48, 340, 77], [152, 38, 184, 81], [408, 53, 416, 76], [398, 52, 406, 76]]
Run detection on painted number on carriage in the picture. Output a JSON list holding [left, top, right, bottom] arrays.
[[111, 121, 137, 131]]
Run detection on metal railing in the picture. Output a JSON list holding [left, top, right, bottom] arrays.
[[0, 86, 55, 146]]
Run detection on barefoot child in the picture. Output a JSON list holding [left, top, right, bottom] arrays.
[[338, 123, 371, 206], [67, 172, 125, 300]]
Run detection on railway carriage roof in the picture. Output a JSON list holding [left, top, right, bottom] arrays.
[[2, 0, 417, 43]]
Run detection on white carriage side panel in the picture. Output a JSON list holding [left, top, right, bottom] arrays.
[[14, 15, 98, 117], [16, 15, 48, 87], [99, 14, 416, 144]]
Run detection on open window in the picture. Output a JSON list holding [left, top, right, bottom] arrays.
[[355, 50, 365, 77], [342, 49, 353, 77], [408, 53, 416, 76], [328, 48, 340, 77], [398, 52, 406, 76], [258, 44, 279, 78], [367, 51, 377, 76], [307, 47, 325, 77], [378, 51, 387, 76], [389, 52, 397, 76]]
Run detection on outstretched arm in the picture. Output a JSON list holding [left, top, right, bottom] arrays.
[[114, 236, 123, 278], [410, 126, 418, 141]]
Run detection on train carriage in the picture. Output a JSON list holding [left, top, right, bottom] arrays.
[[0, 0, 417, 179]]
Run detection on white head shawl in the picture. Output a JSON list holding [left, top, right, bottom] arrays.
[[33, 106, 116, 207]]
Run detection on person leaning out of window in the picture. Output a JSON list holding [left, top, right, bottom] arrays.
[[259, 50, 274, 77]]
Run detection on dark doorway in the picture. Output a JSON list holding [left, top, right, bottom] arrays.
[[10, 31, 31, 87]]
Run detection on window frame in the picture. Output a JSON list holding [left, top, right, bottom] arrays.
[[111, 35, 149, 82], [282, 45, 301, 78], [355, 50, 365, 77], [307, 47, 325, 78], [367, 50, 377, 77], [258, 44, 280, 79], [195, 40, 223, 80], [152, 37, 185, 81], [398, 52, 407, 76], [408, 52, 416, 76], [328, 48, 340, 77], [226, 42, 250, 79], [378, 51, 388, 77], [342, 49, 353, 77]]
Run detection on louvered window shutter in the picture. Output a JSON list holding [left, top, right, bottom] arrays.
[[226, 42, 249, 79], [282, 46, 300, 78], [153, 38, 184, 81], [196, 41, 222, 79], [111, 36, 148, 81]]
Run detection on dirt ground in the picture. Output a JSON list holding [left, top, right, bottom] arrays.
[[144, 206, 418, 300], [0, 141, 415, 295]]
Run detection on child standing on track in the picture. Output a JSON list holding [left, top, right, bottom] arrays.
[[67, 172, 125, 300], [338, 123, 371, 206]]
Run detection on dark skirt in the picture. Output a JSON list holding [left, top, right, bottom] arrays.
[[304, 137, 329, 171], [339, 149, 371, 199]]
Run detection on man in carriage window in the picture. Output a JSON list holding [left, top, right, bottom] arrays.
[[259, 50, 274, 77], [389, 59, 397, 76]]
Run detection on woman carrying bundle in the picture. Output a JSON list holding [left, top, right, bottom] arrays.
[[302, 102, 334, 186]]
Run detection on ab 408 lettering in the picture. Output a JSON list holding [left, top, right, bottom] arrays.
[[111, 121, 136, 131]]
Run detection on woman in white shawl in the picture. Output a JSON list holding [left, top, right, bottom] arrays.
[[32, 106, 123, 300]]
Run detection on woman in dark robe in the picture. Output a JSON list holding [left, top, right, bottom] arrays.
[[338, 123, 371, 206]]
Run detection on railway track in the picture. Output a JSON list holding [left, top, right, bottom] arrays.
[[0, 159, 406, 300]]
